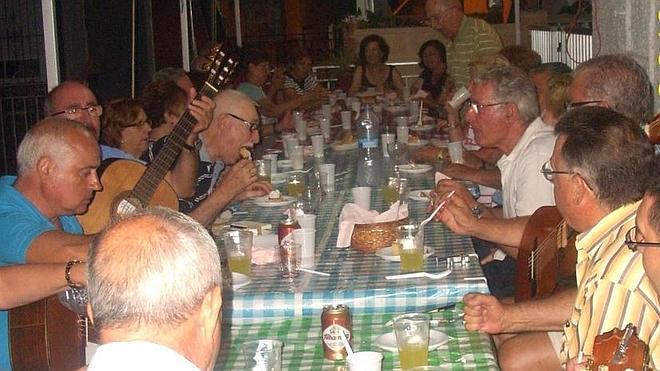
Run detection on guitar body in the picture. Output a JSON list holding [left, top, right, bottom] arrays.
[[77, 158, 178, 234], [592, 325, 649, 370], [9, 295, 85, 370], [515, 206, 576, 302]]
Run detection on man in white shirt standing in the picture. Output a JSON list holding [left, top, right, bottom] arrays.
[[86, 207, 223, 370]]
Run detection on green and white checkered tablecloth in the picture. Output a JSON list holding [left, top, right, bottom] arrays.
[[216, 310, 499, 370], [221, 150, 490, 324]]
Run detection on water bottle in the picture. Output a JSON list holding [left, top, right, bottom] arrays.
[[356, 104, 382, 187]]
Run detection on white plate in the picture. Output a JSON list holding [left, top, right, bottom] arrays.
[[407, 139, 429, 147], [376, 246, 434, 262], [430, 138, 449, 148], [375, 329, 449, 353], [277, 159, 293, 168], [331, 141, 358, 151], [253, 195, 295, 207], [408, 189, 433, 202], [409, 124, 436, 131], [398, 164, 432, 173], [231, 272, 251, 290]]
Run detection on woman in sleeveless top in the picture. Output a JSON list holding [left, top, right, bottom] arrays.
[[410, 40, 454, 108], [349, 34, 404, 97]]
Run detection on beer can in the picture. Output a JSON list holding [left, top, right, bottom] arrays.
[[278, 216, 299, 245], [321, 304, 352, 360]]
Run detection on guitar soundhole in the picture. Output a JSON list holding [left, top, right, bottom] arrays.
[[112, 191, 142, 216]]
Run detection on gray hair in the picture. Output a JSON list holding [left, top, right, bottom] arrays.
[[555, 106, 654, 211], [574, 54, 652, 125], [213, 89, 254, 118], [16, 118, 95, 176], [472, 66, 539, 124], [87, 207, 222, 332], [153, 67, 189, 83]]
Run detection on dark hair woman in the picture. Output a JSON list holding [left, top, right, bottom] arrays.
[[410, 40, 454, 107], [348, 34, 404, 97]]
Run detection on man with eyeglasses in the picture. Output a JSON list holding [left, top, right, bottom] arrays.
[[463, 106, 658, 370], [182, 89, 272, 227], [630, 180, 660, 299], [425, 0, 502, 88], [44, 81, 104, 139], [433, 66, 556, 297]]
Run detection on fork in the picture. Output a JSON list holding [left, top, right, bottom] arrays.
[[385, 269, 452, 280]]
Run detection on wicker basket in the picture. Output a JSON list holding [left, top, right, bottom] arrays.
[[351, 218, 409, 253]]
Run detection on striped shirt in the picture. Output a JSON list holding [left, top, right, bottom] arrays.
[[446, 16, 502, 87], [561, 201, 659, 368], [283, 72, 318, 95]]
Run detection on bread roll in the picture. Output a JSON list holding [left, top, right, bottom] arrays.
[[239, 147, 252, 160]]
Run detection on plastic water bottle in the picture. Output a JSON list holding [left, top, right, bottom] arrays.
[[356, 104, 382, 187]]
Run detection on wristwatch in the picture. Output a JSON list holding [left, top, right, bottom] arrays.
[[471, 204, 485, 219]]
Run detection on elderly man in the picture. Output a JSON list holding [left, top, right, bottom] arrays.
[[631, 180, 660, 298], [0, 118, 100, 369], [45, 80, 214, 198], [425, 0, 502, 87], [86, 207, 223, 370], [182, 89, 272, 226], [464, 107, 658, 370]]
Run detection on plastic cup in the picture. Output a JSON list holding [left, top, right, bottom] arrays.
[[381, 133, 395, 157], [241, 339, 283, 371], [397, 224, 424, 273], [283, 134, 298, 159], [393, 313, 430, 370], [287, 173, 306, 197], [346, 351, 383, 371], [262, 153, 278, 174], [296, 214, 317, 230], [395, 116, 408, 127], [255, 159, 271, 182], [293, 228, 316, 268], [351, 186, 372, 211], [351, 101, 361, 114], [290, 145, 304, 170], [279, 242, 302, 278], [311, 135, 324, 158], [321, 103, 332, 118], [409, 100, 420, 118], [320, 117, 331, 140], [341, 111, 352, 130], [396, 125, 409, 144], [319, 163, 336, 193], [295, 118, 307, 142], [447, 141, 464, 164], [448, 86, 471, 109], [223, 230, 253, 275]]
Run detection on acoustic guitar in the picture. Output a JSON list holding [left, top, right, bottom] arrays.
[[77, 45, 238, 234], [590, 323, 649, 370], [515, 206, 577, 302]]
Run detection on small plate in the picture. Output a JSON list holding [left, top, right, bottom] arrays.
[[408, 189, 433, 202], [231, 272, 251, 290], [253, 195, 295, 207], [398, 164, 432, 174], [277, 159, 293, 168], [375, 329, 449, 353], [376, 246, 434, 262], [407, 139, 429, 147], [331, 141, 358, 151], [409, 123, 436, 131]]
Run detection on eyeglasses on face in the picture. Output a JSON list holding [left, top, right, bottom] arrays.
[[566, 100, 604, 110], [625, 226, 660, 251], [52, 104, 103, 117], [227, 113, 259, 132], [540, 160, 577, 182], [467, 99, 508, 115]]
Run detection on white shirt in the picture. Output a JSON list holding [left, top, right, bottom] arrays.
[[87, 340, 200, 371], [497, 117, 556, 218]]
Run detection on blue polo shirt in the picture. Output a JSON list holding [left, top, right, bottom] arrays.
[[0, 176, 82, 370]]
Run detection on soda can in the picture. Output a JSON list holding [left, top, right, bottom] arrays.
[[321, 304, 352, 360], [278, 216, 300, 245]]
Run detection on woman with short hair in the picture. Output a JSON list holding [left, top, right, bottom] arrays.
[[348, 34, 404, 97]]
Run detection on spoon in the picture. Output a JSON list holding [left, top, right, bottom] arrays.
[[385, 269, 452, 280], [416, 100, 424, 126], [420, 190, 455, 230]]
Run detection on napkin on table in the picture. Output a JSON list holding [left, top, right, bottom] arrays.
[[336, 201, 409, 248], [251, 234, 279, 265]]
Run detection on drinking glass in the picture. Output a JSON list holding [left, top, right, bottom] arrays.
[[382, 177, 409, 204], [393, 313, 430, 370], [242, 339, 283, 371], [387, 141, 408, 166], [397, 224, 424, 273], [279, 241, 302, 278], [223, 230, 253, 275], [287, 173, 306, 198], [255, 159, 271, 182]]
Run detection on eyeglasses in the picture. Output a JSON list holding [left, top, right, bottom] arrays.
[[540, 160, 577, 182], [625, 226, 660, 251], [227, 113, 259, 132], [566, 100, 604, 110], [51, 104, 103, 117], [467, 99, 508, 115]]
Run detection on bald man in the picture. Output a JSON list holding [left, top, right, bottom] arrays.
[[0, 118, 100, 369]]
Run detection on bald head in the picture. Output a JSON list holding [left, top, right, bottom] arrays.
[[212, 89, 256, 119], [45, 81, 102, 139], [88, 207, 222, 332], [17, 117, 97, 176]]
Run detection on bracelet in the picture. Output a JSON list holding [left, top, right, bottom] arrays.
[[65, 260, 84, 289]]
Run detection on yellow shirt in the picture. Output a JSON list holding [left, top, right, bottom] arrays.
[[561, 201, 659, 368]]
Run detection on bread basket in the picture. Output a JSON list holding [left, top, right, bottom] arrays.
[[351, 217, 409, 253]]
